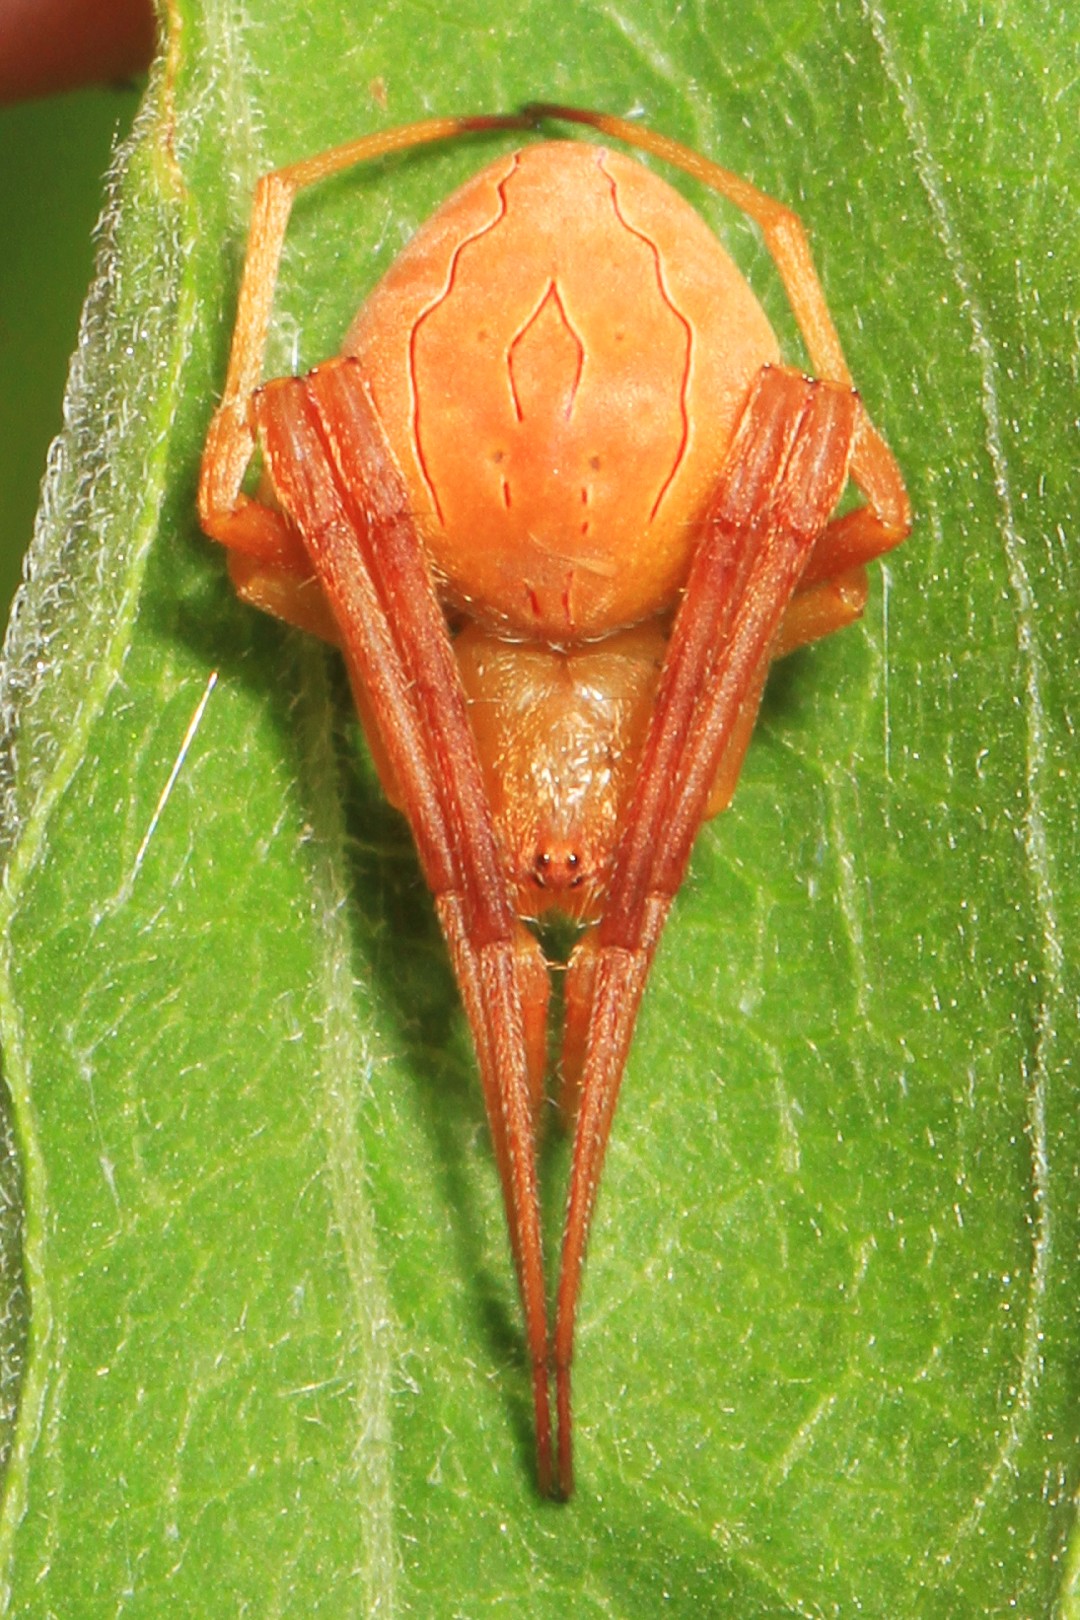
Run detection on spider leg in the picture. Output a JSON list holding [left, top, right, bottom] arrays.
[[717, 401, 910, 815], [802, 401, 910, 584], [526, 105, 865, 386], [695, 558, 872, 826], [554, 364, 861, 1496], [527, 103, 911, 572], [199, 113, 532, 554], [225, 549, 340, 644], [718, 391, 912, 808], [250, 357, 554, 1494]]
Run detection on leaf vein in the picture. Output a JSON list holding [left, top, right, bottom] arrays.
[[864, 0, 1061, 1552]]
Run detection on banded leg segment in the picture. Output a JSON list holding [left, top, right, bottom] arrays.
[[555, 366, 860, 1496]]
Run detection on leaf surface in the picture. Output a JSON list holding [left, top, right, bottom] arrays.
[[0, 1, 1077, 1613]]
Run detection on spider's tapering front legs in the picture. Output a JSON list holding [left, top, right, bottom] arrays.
[[251, 358, 555, 1494], [555, 364, 863, 1497]]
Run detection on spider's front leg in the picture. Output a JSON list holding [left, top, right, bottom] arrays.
[[245, 358, 555, 1494], [198, 113, 536, 651], [555, 363, 892, 1497]]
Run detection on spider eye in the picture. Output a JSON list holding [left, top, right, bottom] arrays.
[[531, 846, 585, 889]]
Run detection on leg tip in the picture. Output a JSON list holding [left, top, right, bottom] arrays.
[[532, 1358, 557, 1500], [555, 1362, 575, 1500]]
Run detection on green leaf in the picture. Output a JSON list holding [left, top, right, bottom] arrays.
[[1, 0, 1077, 1613], [0, 87, 142, 617]]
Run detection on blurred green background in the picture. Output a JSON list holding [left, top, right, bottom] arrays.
[[0, 85, 142, 630]]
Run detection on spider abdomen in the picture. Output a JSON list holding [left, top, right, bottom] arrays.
[[345, 141, 780, 640]]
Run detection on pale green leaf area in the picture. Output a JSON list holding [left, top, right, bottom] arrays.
[[0, 0, 1076, 1614]]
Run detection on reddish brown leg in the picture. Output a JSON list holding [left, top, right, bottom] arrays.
[[250, 358, 554, 1494], [226, 550, 341, 644], [706, 450, 905, 822], [523, 112, 909, 912], [199, 113, 532, 555], [528, 104, 912, 572], [777, 565, 868, 656], [700, 562, 871, 820], [196, 116, 555, 1486], [555, 366, 862, 1496], [801, 403, 910, 585]]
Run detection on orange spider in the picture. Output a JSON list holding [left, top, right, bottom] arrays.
[[198, 104, 910, 1498]]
